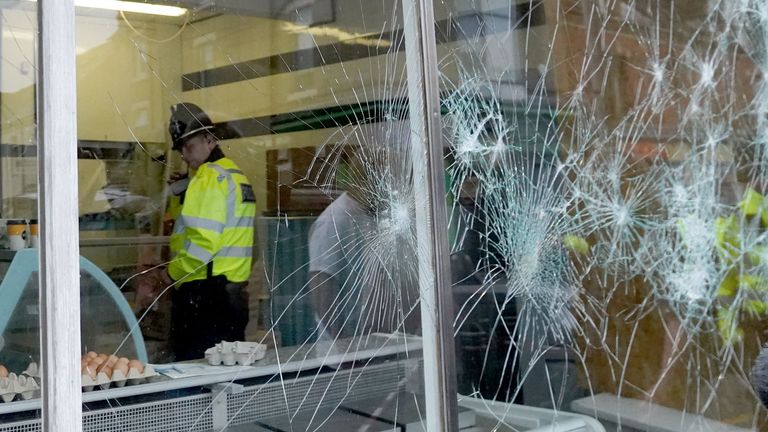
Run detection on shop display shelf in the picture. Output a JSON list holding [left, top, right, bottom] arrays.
[[0, 333, 422, 417]]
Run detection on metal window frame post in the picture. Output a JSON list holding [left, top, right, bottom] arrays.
[[37, 1, 82, 431], [402, 0, 459, 430]]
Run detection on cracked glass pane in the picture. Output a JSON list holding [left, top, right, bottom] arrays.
[[0, 0, 766, 431], [445, 0, 768, 430], [71, 1, 430, 431]]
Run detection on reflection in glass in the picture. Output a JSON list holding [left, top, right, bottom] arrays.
[[0, 0, 765, 430]]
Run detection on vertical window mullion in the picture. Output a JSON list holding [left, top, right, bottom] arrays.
[[37, 0, 82, 431], [403, 0, 460, 430]]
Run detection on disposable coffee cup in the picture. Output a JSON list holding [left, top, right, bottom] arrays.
[[7, 220, 27, 251], [29, 219, 38, 249]]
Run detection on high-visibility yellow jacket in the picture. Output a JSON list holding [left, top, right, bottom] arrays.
[[168, 156, 256, 283]]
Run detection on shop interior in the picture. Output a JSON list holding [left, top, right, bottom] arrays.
[[0, 0, 764, 431]]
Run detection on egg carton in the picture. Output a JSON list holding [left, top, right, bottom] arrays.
[[22, 362, 40, 378], [81, 364, 158, 392], [0, 373, 39, 402], [20, 361, 159, 393], [205, 341, 267, 366]]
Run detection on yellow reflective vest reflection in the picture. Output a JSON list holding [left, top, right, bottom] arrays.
[[168, 156, 256, 283]]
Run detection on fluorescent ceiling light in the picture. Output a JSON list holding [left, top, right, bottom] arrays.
[[26, 0, 187, 17], [76, 0, 187, 16], [281, 22, 391, 48]]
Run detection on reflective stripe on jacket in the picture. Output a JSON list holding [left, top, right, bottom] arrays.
[[169, 157, 256, 283], [167, 191, 184, 255]]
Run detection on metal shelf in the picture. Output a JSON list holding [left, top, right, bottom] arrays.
[[79, 236, 170, 247], [0, 236, 169, 260]]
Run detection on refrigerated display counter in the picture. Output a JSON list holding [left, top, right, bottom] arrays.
[[0, 248, 147, 374], [0, 333, 423, 431]]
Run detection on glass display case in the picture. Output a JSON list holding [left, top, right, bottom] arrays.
[[0, 249, 146, 371]]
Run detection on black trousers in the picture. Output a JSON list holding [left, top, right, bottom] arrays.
[[170, 275, 249, 361]]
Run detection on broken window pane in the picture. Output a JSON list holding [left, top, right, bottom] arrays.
[[72, 1, 432, 431], [445, 0, 768, 430]]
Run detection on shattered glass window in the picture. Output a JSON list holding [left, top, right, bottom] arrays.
[[1, 0, 768, 431], [445, 0, 768, 430]]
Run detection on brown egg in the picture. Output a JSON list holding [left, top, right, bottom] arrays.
[[90, 357, 105, 367], [96, 353, 108, 361], [113, 362, 128, 377], [86, 351, 98, 359], [117, 357, 129, 365], [128, 359, 144, 374], [0, 365, 7, 378], [81, 364, 96, 379], [106, 355, 118, 367], [97, 364, 113, 379]]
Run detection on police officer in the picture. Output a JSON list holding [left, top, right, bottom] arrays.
[[163, 102, 256, 361]]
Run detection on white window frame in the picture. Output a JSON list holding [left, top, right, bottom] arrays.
[[403, 0, 460, 430], [37, 0, 83, 431]]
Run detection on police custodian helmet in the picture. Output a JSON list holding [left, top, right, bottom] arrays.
[[168, 102, 215, 150]]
